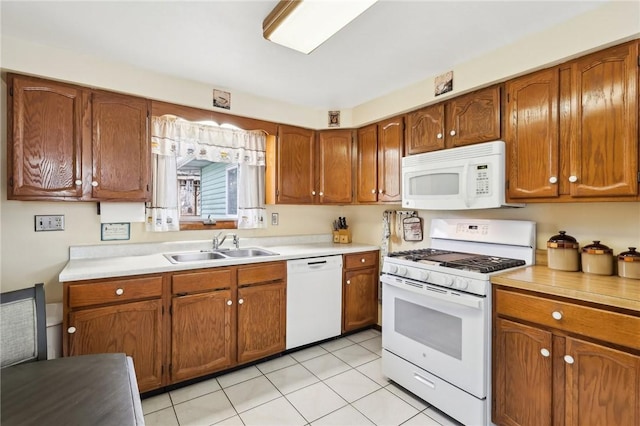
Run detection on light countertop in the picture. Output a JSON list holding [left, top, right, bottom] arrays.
[[491, 265, 640, 313], [59, 235, 379, 282]]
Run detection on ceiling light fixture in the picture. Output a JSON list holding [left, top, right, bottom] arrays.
[[263, 0, 378, 54]]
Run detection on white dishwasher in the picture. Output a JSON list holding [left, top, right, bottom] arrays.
[[286, 255, 343, 350]]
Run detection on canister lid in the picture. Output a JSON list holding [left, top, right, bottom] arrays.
[[581, 241, 613, 254], [547, 231, 579, 249], [618, 247, 640, 262]]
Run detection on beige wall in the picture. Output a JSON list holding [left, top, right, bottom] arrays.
[[1, 1, 640, 302]]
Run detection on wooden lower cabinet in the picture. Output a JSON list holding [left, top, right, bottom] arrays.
[[171, 289, 234, 383], [493, 287, 640, 426], [65, 288, 164, 393], [237, 281, 286, 364], [342, 251, 379, 332]]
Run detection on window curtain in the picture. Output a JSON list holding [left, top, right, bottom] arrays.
[[146, 115, 267, 231]]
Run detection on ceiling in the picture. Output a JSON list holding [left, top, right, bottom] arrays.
[[1, 1, 607, 110]]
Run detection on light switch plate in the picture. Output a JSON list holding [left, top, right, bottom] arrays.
[[35, 215, 65, 231], [271, 213, 279, 226]]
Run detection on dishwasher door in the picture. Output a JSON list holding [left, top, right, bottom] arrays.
[[286, 255, 343, 350]]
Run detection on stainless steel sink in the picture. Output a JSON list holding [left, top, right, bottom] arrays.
[[164, 247, 279, 263], [221, 248, 278, 258], [164, 251, 227, 263]]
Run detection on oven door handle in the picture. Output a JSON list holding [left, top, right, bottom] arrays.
[[424, 286, 482, 309], [382, 276, 483, 310]]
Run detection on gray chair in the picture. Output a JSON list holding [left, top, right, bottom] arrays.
[[0, 283, 47, 368]]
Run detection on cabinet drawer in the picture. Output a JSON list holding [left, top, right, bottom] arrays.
[[68, 276, 162, 308], [238, 262, 286, 286], [344, 252, 378, 270], [495, 288, 640, 351], [172, 268, 234, 294]]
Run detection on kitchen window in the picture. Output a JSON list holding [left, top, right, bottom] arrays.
[[147, 115, 266, 231]]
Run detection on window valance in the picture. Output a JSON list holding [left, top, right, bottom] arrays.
[[151, 115, 266, 166]]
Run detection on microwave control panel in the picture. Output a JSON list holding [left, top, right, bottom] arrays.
[[473, 164, 491, 196]]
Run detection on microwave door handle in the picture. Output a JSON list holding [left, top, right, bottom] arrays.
[[461, 162, 471, 208]]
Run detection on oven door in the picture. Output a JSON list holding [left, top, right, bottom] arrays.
[[381, 274, 488, 398]]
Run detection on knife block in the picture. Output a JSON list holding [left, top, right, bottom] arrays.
[[333, 229, 352, 244]]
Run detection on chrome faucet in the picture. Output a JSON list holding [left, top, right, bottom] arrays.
[[213, 232, 239, 250]]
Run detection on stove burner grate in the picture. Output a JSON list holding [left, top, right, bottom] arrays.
[[441, 256, 526, 273]]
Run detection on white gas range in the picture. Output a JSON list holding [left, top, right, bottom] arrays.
[[381, 218, 536, 426]]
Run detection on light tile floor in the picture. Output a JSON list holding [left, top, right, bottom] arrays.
[[142, 329, 462, 426]]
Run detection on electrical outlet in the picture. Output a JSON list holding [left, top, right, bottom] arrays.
[[35, 215, 65, 232]]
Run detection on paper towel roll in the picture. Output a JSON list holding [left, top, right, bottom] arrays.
[[100, 203, 146, 223]]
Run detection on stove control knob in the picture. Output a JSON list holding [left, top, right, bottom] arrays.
[[443, 276, 454, 287], [388, 265, 398, 274], [419, 271, 430, 281], [397, 266, 408, 276], [455, 278, 469, 290]]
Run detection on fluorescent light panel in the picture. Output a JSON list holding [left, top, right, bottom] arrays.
[[263, 0, 377, 54]]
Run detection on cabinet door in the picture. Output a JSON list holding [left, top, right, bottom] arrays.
[[569, 42, 638, 197], [8, 75, 85, 199], [356, 124, 378, 203], [493, 318, 553, 426], [171, 289, 234, 383], [276, 125, 315, 204], [505, 68, 560, 199], [67, 299, 163, 392], [405, 104, 445, 155], [343, 267, 378, 332], [91, 91, 150, 201], [446, 86, 501, 148], [564, 337, 640, 426], [318, 129, 353, 204], [377, 117, 403, 202], [237, 281, 286, 364]]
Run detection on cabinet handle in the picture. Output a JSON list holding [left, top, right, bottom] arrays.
[[319, 192, 324, 196], [436, 133, 443, 139], [115, 288, 124, 296], [371, 189, 376, 194], [551, 311, 563, 320], [226, 300, 232, 306], [568, 175, 578, 183], [91, 181, 99, 187], [361, 258, 366, 263], [540, 348, 550, 357], [346, 280, 351, 285], [311, 190, 316, 195], [67, 327, 76, 334], [564, 355, 575, 364], [238, 298, 244, 305], [449, 130, 456, 136], [75, 179, 82, 186], [378, 189, 383, 194], [549, 176, 558, 184]]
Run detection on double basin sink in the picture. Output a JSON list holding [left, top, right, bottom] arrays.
[[164, 247, 279, 264]]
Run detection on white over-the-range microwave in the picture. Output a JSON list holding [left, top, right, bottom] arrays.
[[401, 140, 524, 210]]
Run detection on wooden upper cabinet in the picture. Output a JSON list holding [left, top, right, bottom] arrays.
[[356, 124, 378, 203], [91, 91, 150, 201], [506, 67, 560, 199], [356, 117, 403, 203], [7, 74, 86, 199], [405, 103, 445, 154], [569, 41, 638, 198], [377, 116, 403, 202], [317, 129, 353, 204], [506, 41, 639, 203], [405, 86, 501, 155], [7, 74, 152, 202], [446, 86, 501, 148], [275, 124, 315, 204]]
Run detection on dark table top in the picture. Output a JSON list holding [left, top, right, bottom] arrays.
[[1, 353, 142, 426]]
